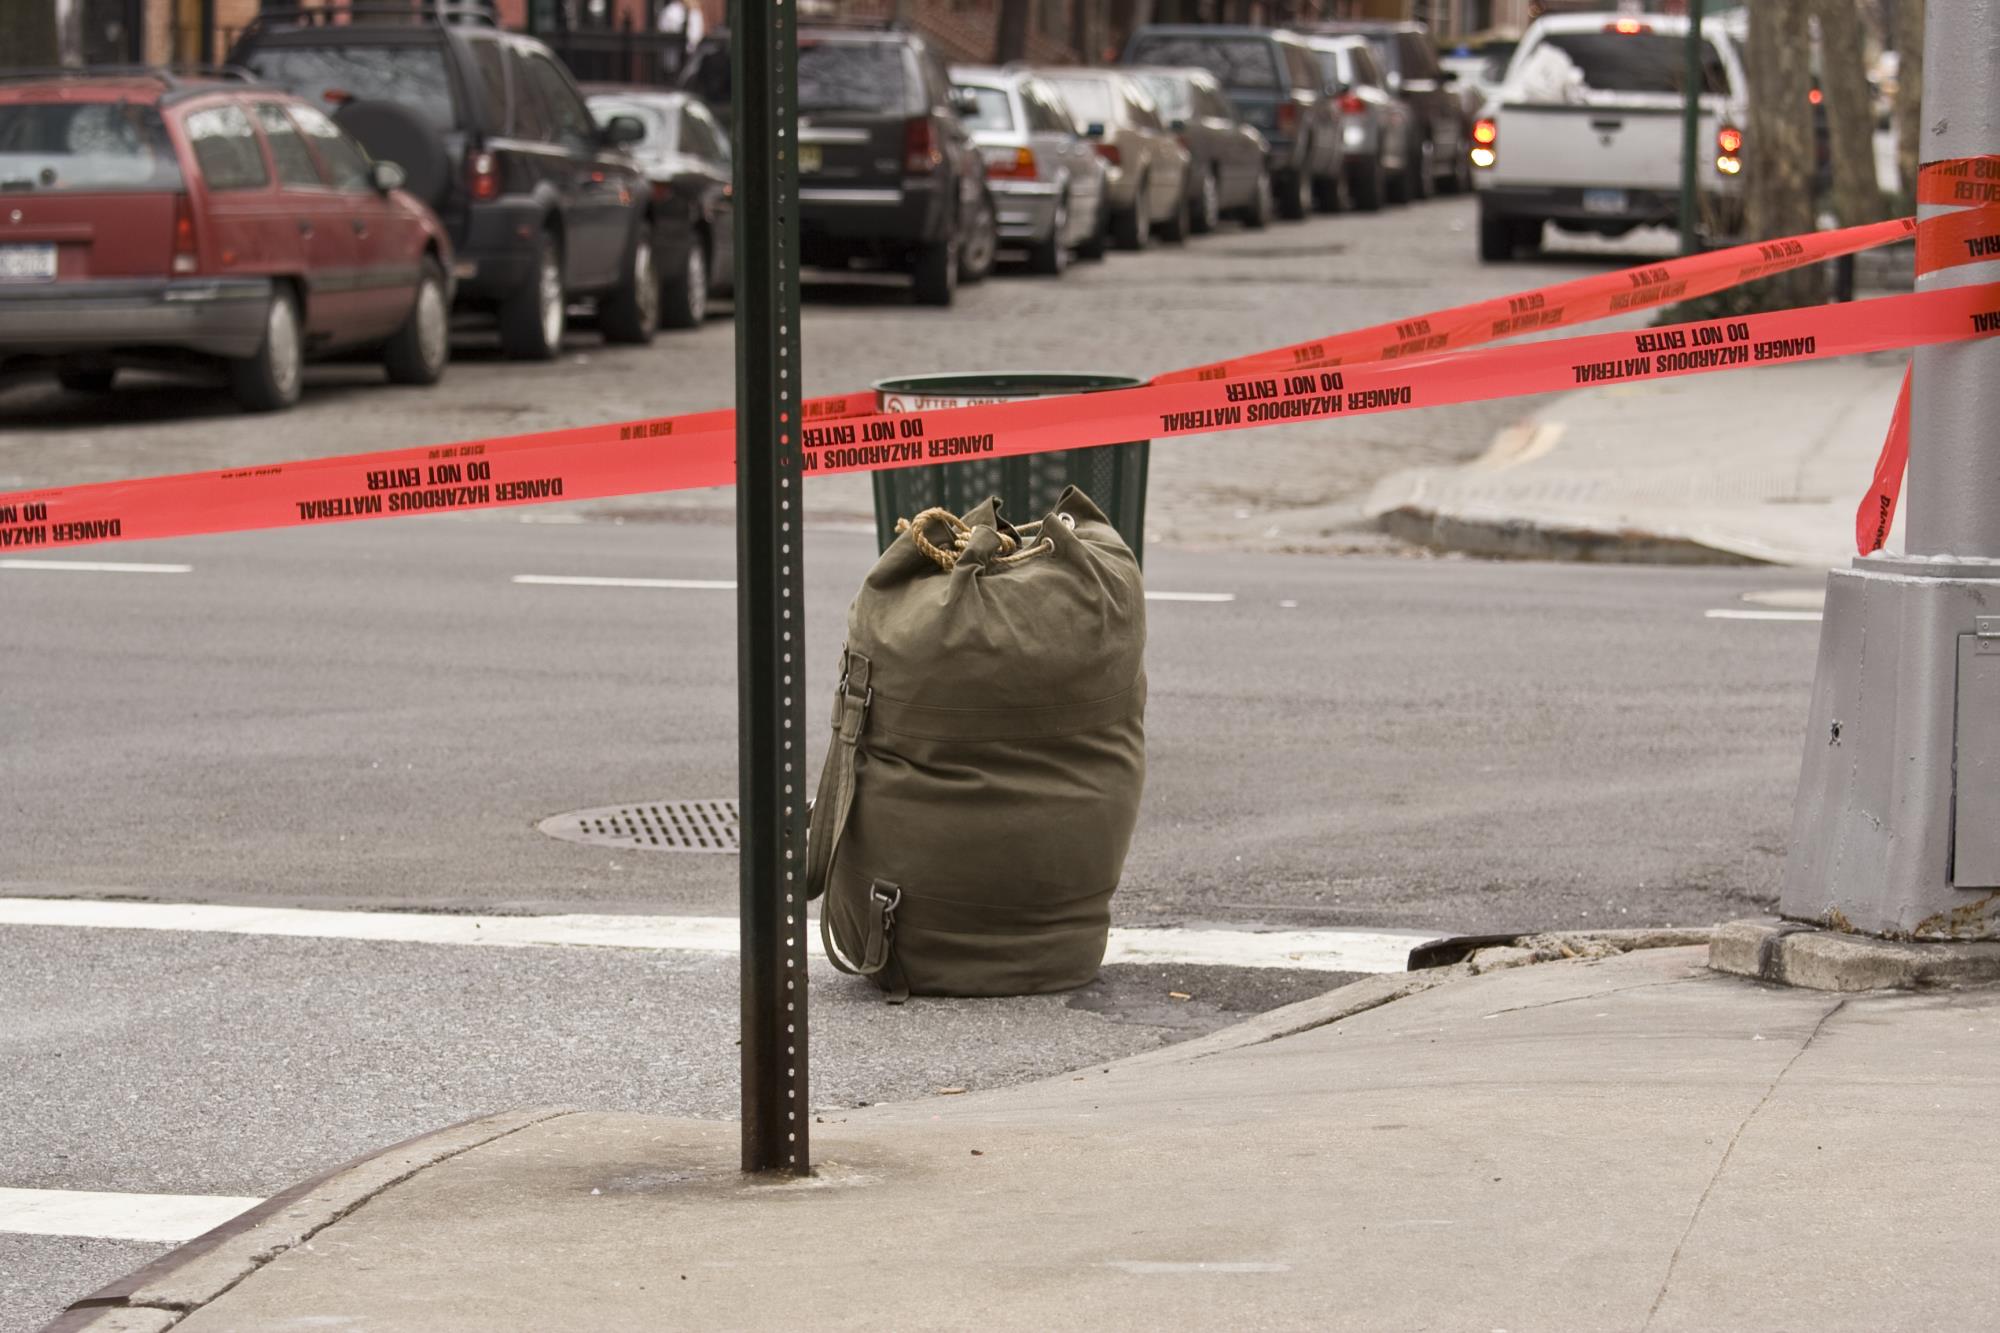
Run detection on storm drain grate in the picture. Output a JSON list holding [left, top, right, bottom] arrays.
[[538, 799, 740, 853]]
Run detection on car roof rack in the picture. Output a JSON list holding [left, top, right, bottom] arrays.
[[238, 0, 499, 42], [0, 64, 257, 87]]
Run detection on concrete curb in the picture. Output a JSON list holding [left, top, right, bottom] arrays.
[[1373, 504, 1767, 566], [1708, 918, 2000, 991], [43, 1106, 574, 1333]]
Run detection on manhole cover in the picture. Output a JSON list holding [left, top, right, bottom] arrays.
[[538, 799, 739, 853]]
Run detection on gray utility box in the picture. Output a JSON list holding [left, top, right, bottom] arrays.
[[1955, 620, 2000, 889]]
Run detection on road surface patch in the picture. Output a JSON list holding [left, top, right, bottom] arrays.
[[1704, 609, 1824, 622], [0, 560, 190, 574], [0, 1189, 257, 1243]]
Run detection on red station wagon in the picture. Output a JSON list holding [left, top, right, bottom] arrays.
[[0, 69, 454, 411]]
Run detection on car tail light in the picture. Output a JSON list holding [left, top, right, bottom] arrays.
[[903, 116, 941, 175], [468, 150, 501, 202], [1093, 141, 1121, 166], [171, 194, 198, 275], [982, 146, 1038, 180], [1716, 124, 1743, 174], [1276, 101, 1299, 135], [1338, 92, 1366, 115], [651, 180, 674, 201], [1470, 118, 1497, 169]]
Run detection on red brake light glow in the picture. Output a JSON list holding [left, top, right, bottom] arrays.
[[1472, 118, 1498, 145], [1717, 126, 1743, 154]]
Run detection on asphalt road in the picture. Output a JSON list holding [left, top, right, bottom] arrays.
[[0, 195, 1832, 1331]]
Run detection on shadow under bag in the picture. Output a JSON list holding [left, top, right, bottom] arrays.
[[805, 487, 1147, 1001]]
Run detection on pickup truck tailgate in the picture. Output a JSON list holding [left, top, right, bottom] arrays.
[[1491, 101, 1719, 191]]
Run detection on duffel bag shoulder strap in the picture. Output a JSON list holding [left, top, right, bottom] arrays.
[[804, 650, 870, 903], [819, 880, 909, 1003]]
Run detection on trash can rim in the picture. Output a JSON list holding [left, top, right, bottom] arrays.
[[871, 371, 1145, 399]]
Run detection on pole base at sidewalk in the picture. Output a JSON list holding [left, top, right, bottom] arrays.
[[1710, 917, 2000, 991]]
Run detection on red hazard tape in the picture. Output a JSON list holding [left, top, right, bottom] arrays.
[[4, 281, 1995, 554]]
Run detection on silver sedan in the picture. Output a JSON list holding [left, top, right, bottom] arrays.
[[950, 67, 1110, 274]]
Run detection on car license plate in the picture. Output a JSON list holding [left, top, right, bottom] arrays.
[[1582, 188, 1628, 215], [0, 244, 57, 282], [798, 144, 823, 174]]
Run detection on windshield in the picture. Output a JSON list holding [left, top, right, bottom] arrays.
[[1126, 36, 1280, 91], [240, 44, 458, 129], [0, 101, 182, 193], [797, 41, 909, 113], [1516, 32, 1729, 97], [1312, 48, 1350, 88], [589, 98, 676, 152], [1132, 74, 1192, 122], [954, 85, 1013, 133]]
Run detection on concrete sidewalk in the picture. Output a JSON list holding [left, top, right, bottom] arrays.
[[1366, 354, 1909, 567], [54, 943, 2000, 1332]]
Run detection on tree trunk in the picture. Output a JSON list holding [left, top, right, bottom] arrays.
[[1, 0, 60, 66], [1893, 0, 1923, 207], [1811, 0, 1884, 223], [997, 0, 1031, 64], [1070, 0, 1103, 64], [1745, 0, 1823, 306]]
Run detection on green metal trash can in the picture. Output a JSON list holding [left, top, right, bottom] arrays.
[[869, 373, 1150, 565]]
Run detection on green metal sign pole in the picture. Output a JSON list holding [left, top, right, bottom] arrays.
[[732, 0, 810, 1175], [1677, 0, 1707, 254]]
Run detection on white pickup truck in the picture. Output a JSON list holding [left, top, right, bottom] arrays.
[[1470, 12, 1748, 261]]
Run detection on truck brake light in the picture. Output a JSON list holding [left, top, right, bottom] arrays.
[[1716, 125, 1743, 174], [1470, 118, 1497, 169]]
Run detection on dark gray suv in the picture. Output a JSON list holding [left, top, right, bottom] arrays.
[[1121, 25, 1344, 220]]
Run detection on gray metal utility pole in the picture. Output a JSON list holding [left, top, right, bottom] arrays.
[[1676, 0, 1707, 255], [1783, 0, 2000, 936], [732, 0, 811, 1173]]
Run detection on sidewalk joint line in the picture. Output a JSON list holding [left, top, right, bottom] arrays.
[[1479, 977, 1682, 1019], [1641, 997, 1848, 1331]]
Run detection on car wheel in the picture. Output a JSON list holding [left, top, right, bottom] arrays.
[[959, 194, 998, 283], [1239, 168, 1273, 229], [1349, 153, 1386, 212], [56, 366, 116, 394], [1113, 181, 1150, 249], [1446, 137, 1474, 194], [912, 233, 958, 306], [228, 284, 303, 412], [659, 238, 709, 329], [1193, 168, 1221, 234], [500, 231, 565, 361], [1478, 202, 1514, 262], [1511, 216, 1544, 255], [1414, 135, 1436, 199], [1277, 166, 1310, 221], [1029, 196, 1069, 276], [600, 231, 659, 345], [1159, 186, 1190, 243], [383, 257, 450, 385], [1312, 170, 1346, 213]]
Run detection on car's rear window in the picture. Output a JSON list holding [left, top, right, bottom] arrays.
[[797, 41, 908, 113], [239, 44, 459, 129], [0, 101, 182, 193], [1046, 76, 1113, 125], [1521, 33, 1729, 96], [1131, 74, 1192, 123], [1126, 36, 1279, 91], [953, 85, 1013, 133], [588, 97, 675, 151]]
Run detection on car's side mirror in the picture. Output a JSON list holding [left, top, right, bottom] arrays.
[[602, 114, 646, 147], [1085, 121, 1106, 138], [952, 89, 980, 116], [1440, 69, 1459, 85], [369, 159, 406, 193]]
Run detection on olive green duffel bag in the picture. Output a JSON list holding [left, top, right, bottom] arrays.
[[805, 487, 1146, 1001]]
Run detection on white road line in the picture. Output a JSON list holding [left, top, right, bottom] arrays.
[[0, 1187, 259, 1243], [513, 574, 737, 590], [0, 898, 1439, 975], [1705, 609, 1824, 622], [1145, 591, 1236, 603], [0, 560, 191, 574]]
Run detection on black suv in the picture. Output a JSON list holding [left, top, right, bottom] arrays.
[[793, 23, 995, 306], [229, 1, 657, 358], [1121, 25, 1344, 220], [1310, 21, 1471, 200]]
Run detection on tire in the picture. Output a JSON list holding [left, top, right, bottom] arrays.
[[1158, 187, 1190, 243], [1028, 196, 1069, 276], [1447, 138, 1474, 194], [1077, 197, 1110, 259], [383, 257, 450, 385], [1478, 204, 1514, 262], [1512, 216, 1544, 255], [599, 230, 659, 345], [499, 231, 565, 361], [912, 234, 958, 306], [1192, 168, 1221, 234], [1348, 153, 1385, 212], [228, 285, 304, 412], [1410, 135, 1436, 200], [1238, 168, 1273, 228], [56, 366, 115, 394], [1385, 159, 1410, 205], [658, 236, 709, 329], [1312, 171, 1345, 214], [1276, 167, 1310, 221], [1113, 183, 1150, 249], [959, 194, 998, 283]]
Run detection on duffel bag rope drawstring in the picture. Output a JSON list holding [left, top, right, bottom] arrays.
[[895, 507, 1073, 572]]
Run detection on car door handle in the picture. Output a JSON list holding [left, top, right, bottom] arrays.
[[352, 220, 368, 236], [297, 220, 313, 236], [1590, 118, 1625, 132]]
